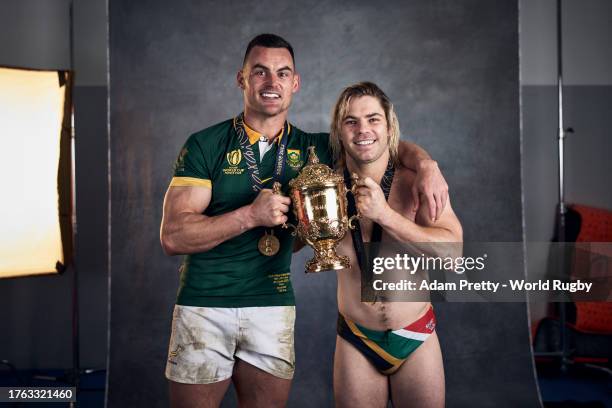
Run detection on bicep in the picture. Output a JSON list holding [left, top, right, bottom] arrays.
[[162, 186, 212, 223]]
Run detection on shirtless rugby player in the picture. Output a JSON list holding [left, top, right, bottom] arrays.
[[330, 82, 463, 408]]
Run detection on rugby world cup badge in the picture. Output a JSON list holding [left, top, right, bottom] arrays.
[[287, 149, 302, 169], [223, 149, 245, 175], [227, 149, 242, 166]]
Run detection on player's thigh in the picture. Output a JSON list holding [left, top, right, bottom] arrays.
[[169, 379, 231, 408], [234, 306, 296, 381], [390, 332, 445, 408], [333, 336, 388, 408], [232, 358, 292, 408], [231, 306, 296, 408]]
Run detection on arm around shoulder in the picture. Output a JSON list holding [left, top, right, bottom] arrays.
[[398, 140, 449, 221], [397, 140, 432, 170]]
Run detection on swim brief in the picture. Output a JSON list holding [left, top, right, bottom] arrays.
[[336, 306, 436, 375]]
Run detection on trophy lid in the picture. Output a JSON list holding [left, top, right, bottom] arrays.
[[289, 146, 343, 190]]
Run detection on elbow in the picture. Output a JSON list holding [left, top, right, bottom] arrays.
[[160, 229, 179, 256], [445, 222, 463, 244], [455, 225, 463, 244], [161, 237, 178, 256], [439, 226, 463, 259], [452, 226, 463, 258], [160, 230, 212, 255]]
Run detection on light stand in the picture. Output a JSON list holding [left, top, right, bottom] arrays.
[[533, 0, 574, 371], [555, 0, 571, 373]]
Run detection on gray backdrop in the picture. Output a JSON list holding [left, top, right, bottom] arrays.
[[108, 0, 540, 406]]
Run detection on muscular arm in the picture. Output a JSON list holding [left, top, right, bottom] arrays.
[[160, 185, 289, 255], [398, 141, 449, 221], [381, 201, 462, 260], [378, 199, 462, 244], [355, 176, 462, 258], [397, 140, 432, 171]]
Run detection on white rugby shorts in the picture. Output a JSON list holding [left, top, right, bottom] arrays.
[[165, 305, 296, 384]]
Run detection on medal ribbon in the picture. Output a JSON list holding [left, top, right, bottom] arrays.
[[234, 112, 289, 192], [344, 159, 395, 273]]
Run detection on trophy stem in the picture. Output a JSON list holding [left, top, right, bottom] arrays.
[[306, 239, 350, 273]]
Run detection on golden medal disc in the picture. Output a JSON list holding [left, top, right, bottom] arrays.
[[258, 231, 280, 256]]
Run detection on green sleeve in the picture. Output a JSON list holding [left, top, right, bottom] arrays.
[[173, 133, 211, 180]]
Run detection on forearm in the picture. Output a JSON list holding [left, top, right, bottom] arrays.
[[398, 140, 433, 171], [162, 205, 254, 255], [377, 209, 461, 258]]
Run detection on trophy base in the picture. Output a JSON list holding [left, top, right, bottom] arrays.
[[306, 239, 350, 273], [306, 257, 350, 273]]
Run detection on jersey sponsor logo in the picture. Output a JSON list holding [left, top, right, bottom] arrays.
[[224, 149, 245, 175], [287, 149, 302, 169]]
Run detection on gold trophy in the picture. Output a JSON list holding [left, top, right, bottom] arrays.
[[277, 146, 358, 273]]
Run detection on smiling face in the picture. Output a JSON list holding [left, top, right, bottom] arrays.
[[330, 82, 400, 169], [237, 46, 300, 119], [340, 95, 391, 166]]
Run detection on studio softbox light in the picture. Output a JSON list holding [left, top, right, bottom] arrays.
[[0, 67, 73, 278]]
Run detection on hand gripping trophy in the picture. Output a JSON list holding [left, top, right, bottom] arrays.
[[274, 146, 359, 273]]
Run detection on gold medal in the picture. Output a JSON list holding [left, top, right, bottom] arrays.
[[258, 230, 280, 256]]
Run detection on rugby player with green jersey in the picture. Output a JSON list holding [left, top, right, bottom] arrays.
[[171, 118, 332, 308], [160, 34, 449, 408]]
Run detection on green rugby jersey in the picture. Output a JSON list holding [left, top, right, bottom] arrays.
[[170, 116, 332, 307]]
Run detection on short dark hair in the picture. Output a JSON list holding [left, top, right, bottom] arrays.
[[243, 33, 295, 67]]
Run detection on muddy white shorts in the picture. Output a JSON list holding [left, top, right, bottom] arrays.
[[165, 305, 296, 384]]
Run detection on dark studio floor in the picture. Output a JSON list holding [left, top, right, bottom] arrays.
[[1, 362, 611, 407]]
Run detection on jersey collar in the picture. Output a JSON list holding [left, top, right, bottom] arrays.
[[243, 121, 291, 145]]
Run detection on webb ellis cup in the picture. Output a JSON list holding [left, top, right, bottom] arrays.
[[277, 146, 358, 273]]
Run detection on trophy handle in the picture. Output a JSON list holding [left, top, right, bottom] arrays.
[[347, 173, 361, 230], [272, 181, 283, 195], [301, 234, 315, 247], [273, 181, 297, 235]]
